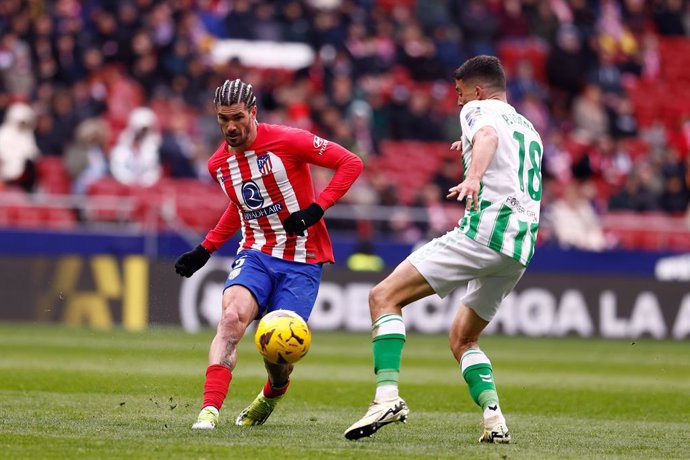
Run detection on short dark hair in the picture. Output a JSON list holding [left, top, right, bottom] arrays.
[[453, 55, 506, 91], [213, 78, 257, 108]]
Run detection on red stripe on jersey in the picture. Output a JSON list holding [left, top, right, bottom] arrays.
[[235, 153, 278, 256], [256, 155, 298, 261]]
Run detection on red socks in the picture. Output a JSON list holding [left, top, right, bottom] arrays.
[[201, 366, 287, 409], [202, 364, 232, 410], [263, 378, 289, 399]]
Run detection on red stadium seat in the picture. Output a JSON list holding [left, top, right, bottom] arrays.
[[9, 206, 44, 228], [43, 208, 78, 230], [36, 157, 72, 195], [667, 233, 690, 252]]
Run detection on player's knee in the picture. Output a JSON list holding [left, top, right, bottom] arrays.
[[368, 283, 389, 316], [218, 305, 242, 334]]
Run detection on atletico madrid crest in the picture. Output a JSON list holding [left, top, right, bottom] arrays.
[[257, 155, 273, 175]]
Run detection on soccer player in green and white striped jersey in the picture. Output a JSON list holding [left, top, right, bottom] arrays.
[[344, 55, 543, 444]]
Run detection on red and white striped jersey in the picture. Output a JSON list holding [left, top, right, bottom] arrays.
[[200, 123, 363, 264]]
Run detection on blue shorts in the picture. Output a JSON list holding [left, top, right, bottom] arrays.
[[224, 250, 323, 321]]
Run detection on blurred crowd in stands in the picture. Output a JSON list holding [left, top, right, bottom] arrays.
[[1, 0, 690, 251]]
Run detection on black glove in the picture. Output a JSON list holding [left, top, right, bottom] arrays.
[[174, 245, 211, 278], [282, 203, 324, 236]]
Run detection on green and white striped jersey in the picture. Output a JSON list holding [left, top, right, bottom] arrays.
[[457, 99, 542, 266]]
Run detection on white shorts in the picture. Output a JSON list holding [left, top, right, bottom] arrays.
[[407, 228, 526, 321]]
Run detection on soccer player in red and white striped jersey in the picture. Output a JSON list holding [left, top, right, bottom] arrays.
[[174, 78, 363, 429]]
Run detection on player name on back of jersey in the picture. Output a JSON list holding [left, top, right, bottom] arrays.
[[500, 112, 538, 134]]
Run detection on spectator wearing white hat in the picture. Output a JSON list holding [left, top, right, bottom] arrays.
[[0, 102, 40, 192], [109, 107, 162, 187]]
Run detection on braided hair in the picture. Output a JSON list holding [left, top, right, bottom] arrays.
[[213, 79, 257, 108]]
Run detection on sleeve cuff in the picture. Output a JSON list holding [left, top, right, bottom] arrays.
[[315, 196, 332, 211], [200, 240, 217, 254]]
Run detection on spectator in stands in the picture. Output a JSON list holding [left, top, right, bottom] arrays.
[[225, 0, 255, 40], [413, 183, 455, 239], [348, 100, 376, 159], [507, 59, 548, 106], [458, 0, 499, 57], [48, 89, 80, 154], [550, 181, 607, 251], [34, 107, 64, 157], [542, 132, 573, 183], [597, 136, 633, 189], [398, 22, 445, 81], [0, 32, 35, 98], [546, 24, 588, 107], [159, 114, 197, 178], [596, 0, 639, 68], [499, 0, 531, 39], [528, 0, 560, 43], [64, 118, 110, 195], [660, 176, 689, 214], [658, 147, 689, 213], [109, 107, 162, 187], [518, 92, 550, 137], [653, 0, 687, 36], [608, 163, 661, 211], [388, 208, 423, 243], [395, 90, 445, 141], [433, 158, 460, 198], [430, 21, 465, 75], [282, 1, 310, 43], [572, 84, 609, 144], [0, 102, 39, 192], [608, 95, 638, 139], [588, 49, 624, 96]]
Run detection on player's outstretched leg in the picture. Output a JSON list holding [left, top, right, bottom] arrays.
[[345, 313, 409, 440], [236, 379, 289, 426], [461, 348, 511, 443], [192, 364, 232, 429]]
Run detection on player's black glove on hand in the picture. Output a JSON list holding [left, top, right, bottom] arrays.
[[282, 203, 324, 236], [174, 245, 211, 278]]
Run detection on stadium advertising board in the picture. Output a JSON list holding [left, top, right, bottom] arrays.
[[1, 255, 689, 340]]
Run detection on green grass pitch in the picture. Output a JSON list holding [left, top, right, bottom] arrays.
[[0, 323, 688, 459]]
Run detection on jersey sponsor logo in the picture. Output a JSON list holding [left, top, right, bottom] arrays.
[[257, 155, 273, 175], [313, 135, 329, 155], [242, 202, 283, 220], [241, 180, 264, 209], [465, 107, 481, 128], [505, 195, 538, 223]]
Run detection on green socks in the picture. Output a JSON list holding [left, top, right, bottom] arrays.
[[461, 348, 499, 411], [372, 314, 406, 398]]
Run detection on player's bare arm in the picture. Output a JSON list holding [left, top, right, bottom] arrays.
[[447, 125, 499, 210]]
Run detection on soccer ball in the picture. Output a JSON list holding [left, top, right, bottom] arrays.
[[254, 310, 311, 364]]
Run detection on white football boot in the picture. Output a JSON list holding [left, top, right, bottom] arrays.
[[479, 407, 511, 443], [344, 396, 409, 440], [192, 406, 219, 430]]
